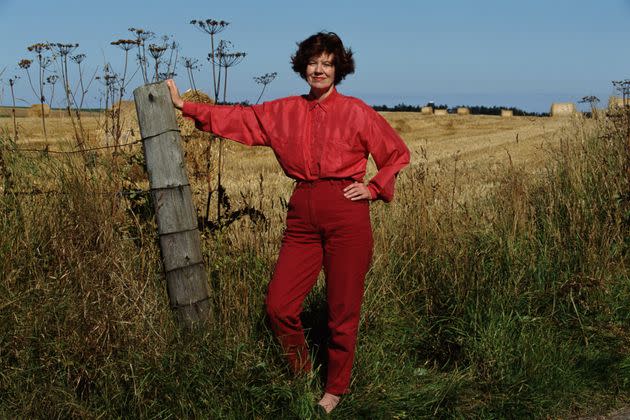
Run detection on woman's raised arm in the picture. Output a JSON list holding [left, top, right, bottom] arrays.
[[166, 79, 271, 148]]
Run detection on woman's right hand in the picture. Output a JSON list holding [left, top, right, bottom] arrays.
[[165, 79, 184, 110]]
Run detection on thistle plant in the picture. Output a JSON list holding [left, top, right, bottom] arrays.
[[182, 57, 201, 92], [253, 72, 277, 104], [25, 42, 53, 145], [190, 18, 229, 102]]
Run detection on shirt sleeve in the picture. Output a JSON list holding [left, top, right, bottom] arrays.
[[181, 101, 272, 147], [361, 108, 411, 202]]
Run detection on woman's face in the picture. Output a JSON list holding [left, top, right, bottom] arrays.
[[306, 52, 335, 92]]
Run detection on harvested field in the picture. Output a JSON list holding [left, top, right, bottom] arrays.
[[2, 110, 574, 200]]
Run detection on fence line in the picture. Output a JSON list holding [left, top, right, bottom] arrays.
[[2, 188, 150, 197], [2, 128, 181, 156], [5, 139, 143, 155]]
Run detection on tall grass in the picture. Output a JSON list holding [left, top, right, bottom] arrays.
[[1, 113, 629, 418]]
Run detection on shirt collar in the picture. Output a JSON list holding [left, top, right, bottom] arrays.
[[306, 86, 339, 111]]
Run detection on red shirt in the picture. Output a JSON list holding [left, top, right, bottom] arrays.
[[182, 87, 410, 202]]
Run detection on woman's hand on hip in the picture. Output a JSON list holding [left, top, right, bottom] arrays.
[[165, 79, 184, 110], [343, 182, 372, 201]]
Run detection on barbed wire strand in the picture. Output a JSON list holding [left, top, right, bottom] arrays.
[[0, 129, 184, 196], [3, 128, 181, 156], [2, 188, 150, 197]]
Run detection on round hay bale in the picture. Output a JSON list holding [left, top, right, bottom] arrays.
[[456, 107, 470, 115], [28, 104, 51, 117], [421, 106, 433, 115], [550, 102, 576, 117], [434, 109, 448, 116], [608, 96, 630, 109], [96, 100, 141, 145], [392, 119, 413, 133], [501, 109, 514, 117], [111, 100, 138, 126], [177, 89, 214, 138]]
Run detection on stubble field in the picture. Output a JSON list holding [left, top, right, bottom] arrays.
[[3, 109, 575, 207]]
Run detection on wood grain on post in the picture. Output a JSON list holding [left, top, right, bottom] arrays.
[[133, 82, 211, 328]]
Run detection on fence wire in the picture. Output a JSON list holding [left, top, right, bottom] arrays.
[[3, 128, 181, 156]]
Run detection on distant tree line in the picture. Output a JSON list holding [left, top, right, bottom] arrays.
[[457, 105, 547, 117], [372, 103, 547, 117]]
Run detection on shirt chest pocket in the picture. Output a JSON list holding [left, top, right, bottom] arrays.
[[322, 137, 364, 170]]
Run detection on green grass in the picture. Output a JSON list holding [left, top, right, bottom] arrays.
[[1, 114, 629, 418]]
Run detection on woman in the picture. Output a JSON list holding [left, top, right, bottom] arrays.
[[166, 31, 410, 414]]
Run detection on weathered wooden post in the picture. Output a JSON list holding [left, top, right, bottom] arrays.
[[133, 82, 211, 327]]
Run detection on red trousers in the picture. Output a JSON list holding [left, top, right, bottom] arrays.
[[265, 179, 373, 395]]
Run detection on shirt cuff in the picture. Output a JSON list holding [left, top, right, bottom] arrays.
[[367, 183, 379, 201], [181, 101, 196, 118]]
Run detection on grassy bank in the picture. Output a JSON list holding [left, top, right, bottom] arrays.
[[1, 113, 629, 418]]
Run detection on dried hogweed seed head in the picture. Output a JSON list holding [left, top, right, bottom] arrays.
[[18, 59, 32, 69], [129, 27, 154, 44], [159, 71, 177, 80], [111, 39, 140, 51], [190, 18, 229, 35], [148, 44, 167, 59], [579, 96, 600, 104], [71, 54, 86, 64], [254, 72, 278, 85], [27, 42, 51, 53], [183, 57, 201, 70], [52, 43, 79, 56]]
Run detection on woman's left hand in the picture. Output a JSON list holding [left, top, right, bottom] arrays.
[[343, 182, 373, 201]]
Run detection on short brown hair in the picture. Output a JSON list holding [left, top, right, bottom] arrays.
[[291, 31, 355, 85]]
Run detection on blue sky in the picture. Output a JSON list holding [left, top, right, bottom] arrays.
[[1, 0, 629, 112]]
